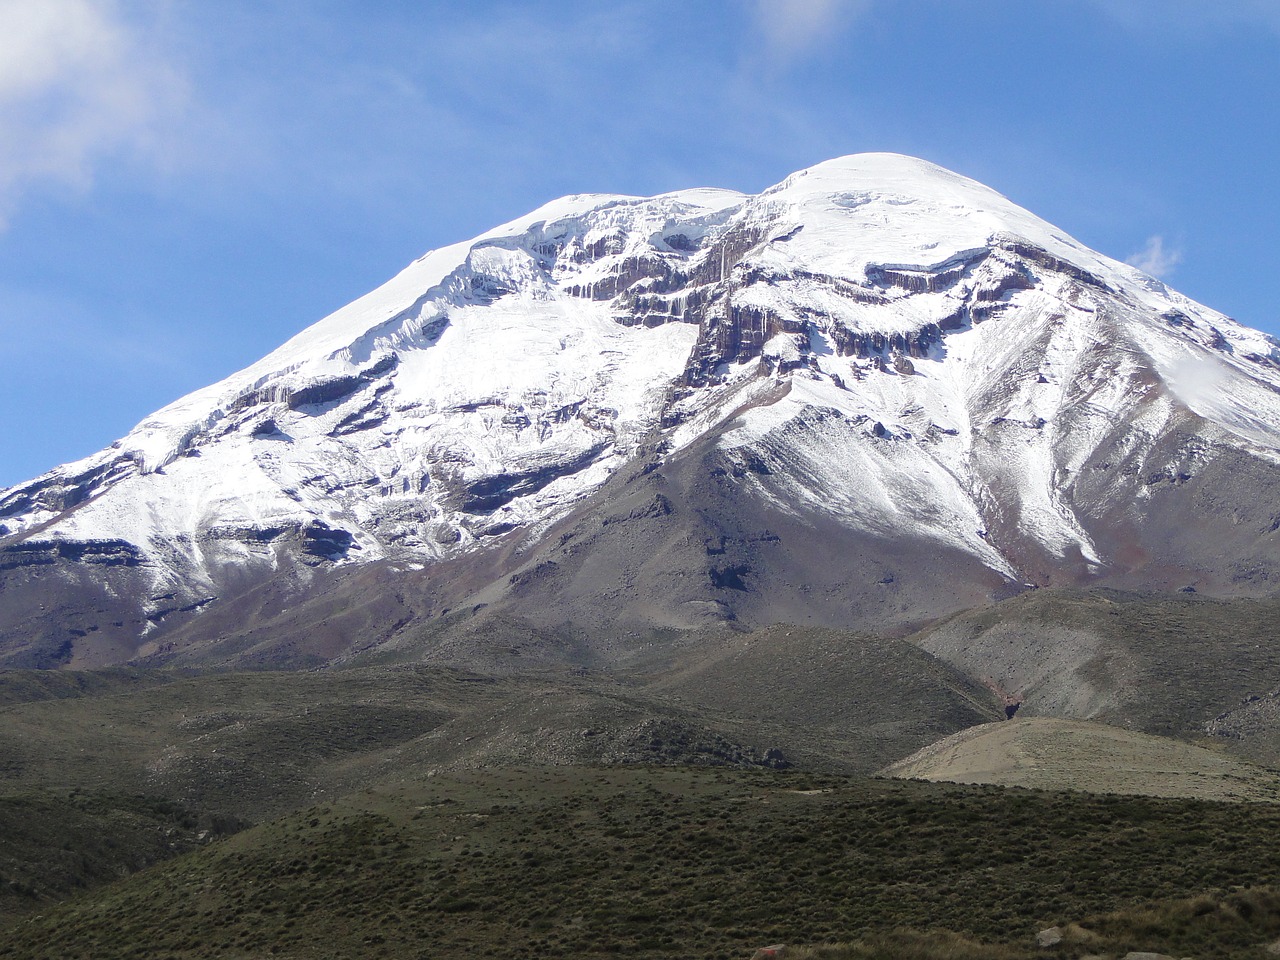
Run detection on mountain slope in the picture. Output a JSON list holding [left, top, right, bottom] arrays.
[[5, 153, 1280, 668]]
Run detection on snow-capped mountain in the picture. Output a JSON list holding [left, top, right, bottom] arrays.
[[6, 153, 1280, 669]]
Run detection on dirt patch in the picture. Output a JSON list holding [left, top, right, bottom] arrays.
[[882, 717, 1280, 802]]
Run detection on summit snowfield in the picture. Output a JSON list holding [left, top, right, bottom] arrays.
[[6, 154, 1280, 669]]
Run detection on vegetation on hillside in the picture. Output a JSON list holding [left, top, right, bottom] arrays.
[[2, 767, 1279, 959]]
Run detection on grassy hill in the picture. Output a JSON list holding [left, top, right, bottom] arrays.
[[1, 589, 1280, 956], [3, 767, 1280, 959], [0, 790, 242, 927], [0, 626, 1001, 823]]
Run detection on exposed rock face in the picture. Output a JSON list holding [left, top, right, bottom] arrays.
[[0, 538, 143, 570], [6, 152, 1280, 668]]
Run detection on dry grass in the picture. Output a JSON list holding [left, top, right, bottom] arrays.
[[788, 929, 1029, 959]]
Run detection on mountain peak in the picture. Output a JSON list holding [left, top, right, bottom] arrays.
[[5, 156, 1280, 669], [764, 152, 1016, 213], [779, 150, 978, 185]]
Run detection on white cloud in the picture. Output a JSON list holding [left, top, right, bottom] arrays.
[[1126, 235, 1183, 279], [0, 0, 182, 223], [753, 0, 872, 60]]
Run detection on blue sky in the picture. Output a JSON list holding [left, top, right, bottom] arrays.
[[2, 0, 1278, 488]]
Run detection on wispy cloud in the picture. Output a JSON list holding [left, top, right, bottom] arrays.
[[0, 0, 183, 224], [1126, 235, 1183, 278], [753, 0, 872, 61]]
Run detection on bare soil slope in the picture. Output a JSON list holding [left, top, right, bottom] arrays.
[[913, 589, 1280, 765], [883, 717, 1280, 801]]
